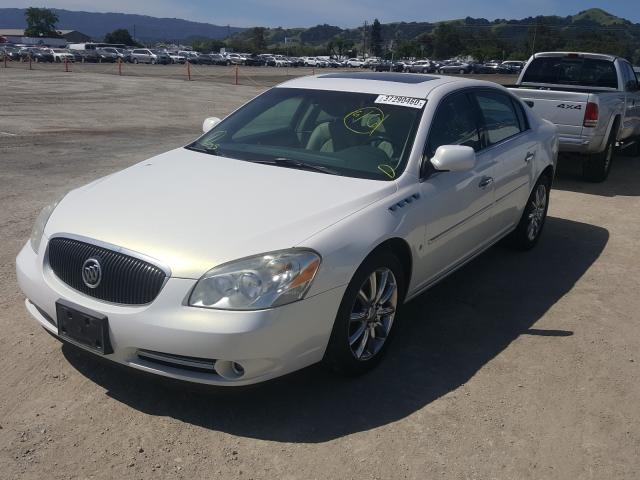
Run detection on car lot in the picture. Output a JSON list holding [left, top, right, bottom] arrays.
[[1, 67, 640, 479]]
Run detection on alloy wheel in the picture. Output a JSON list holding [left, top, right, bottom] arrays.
[[348, 268, 398, 361], [527, 184, 547, 241]]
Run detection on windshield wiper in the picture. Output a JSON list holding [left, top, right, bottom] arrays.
[[185, 144, 229, 158], [251, 157, 340, 175]]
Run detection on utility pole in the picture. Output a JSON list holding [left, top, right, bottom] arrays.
[[362, 20, 368, 59], [531, 22, 538, 56]]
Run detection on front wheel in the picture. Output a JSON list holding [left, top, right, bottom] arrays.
[[506, 175, 551, 250], [323, 251, 405, 376]]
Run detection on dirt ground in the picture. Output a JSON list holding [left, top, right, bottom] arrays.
[[1, 66, 639, 480]]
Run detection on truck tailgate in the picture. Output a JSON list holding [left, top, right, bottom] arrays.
[[508, 88, 590, 136]]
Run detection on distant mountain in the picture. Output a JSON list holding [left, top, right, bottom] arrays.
[[0, 8, 245, 42]]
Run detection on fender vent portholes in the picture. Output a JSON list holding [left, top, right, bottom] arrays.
[[389, 193, 420, 212]]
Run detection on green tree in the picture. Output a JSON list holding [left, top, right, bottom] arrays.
[[104, 28, 137, 46], [371, 18, 383, 57], [251, 27, 267, 52], [432, 23, 463, 58], [24, 7, 60, 38], [192, 39, 226, 53]]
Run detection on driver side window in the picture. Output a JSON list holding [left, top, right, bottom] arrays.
[[426, 92, 480, 160]]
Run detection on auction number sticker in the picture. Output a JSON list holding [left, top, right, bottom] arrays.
[[375, 95, 426, 109]]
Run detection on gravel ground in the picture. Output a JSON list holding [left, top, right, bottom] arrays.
[[1, 67, 639, 480]]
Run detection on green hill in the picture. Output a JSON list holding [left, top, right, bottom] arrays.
[[224, 8, 640, 63]]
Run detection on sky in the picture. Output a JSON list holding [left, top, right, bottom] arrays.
[[1, 0, 638, 27]]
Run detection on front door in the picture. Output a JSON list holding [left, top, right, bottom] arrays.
[[415, 91, 497, 289]]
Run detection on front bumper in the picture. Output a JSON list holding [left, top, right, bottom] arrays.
[[16, 241, 344, 386]]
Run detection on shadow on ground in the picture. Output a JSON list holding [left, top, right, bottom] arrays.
[[554, 152, 640, 197], [62, 216, 608, 443]]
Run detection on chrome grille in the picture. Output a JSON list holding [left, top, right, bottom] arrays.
[[47, 237, 166, 305]]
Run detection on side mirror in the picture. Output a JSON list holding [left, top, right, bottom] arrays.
[[430, 145, 476, 172], [202, 116, 221, 133]]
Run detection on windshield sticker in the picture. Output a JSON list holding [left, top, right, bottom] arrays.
[[375, 95, 426, 109], [378, 164, 396, 179], [201, 130, 226, 150], [344, 107, 388, 135]]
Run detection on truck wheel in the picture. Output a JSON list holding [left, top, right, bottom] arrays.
[[506, 173, 551, 250], [583, 130, 615, 182]]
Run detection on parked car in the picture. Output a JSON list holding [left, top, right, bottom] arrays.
[[373, 60, 405, 72], [209, 53, 230, 66], [244, 54, 266, 67], [225, 53, 246, 65], [16, 72, 557, 386], [130, 48, 169, 65], [1, 45, 26, 62], [407, 60, 435, 74], [47, 48, 75, 63], [167, 52, 186, 64], [21, 47, 54, 63], [346, 58, 365, 68], [501, 60, 526, 73], [100, 47, 130, 63], [438, 62, 473, 74], [509, 51, 640, 181], [78, 49, 100, 63], [96, 49, 119, 63]]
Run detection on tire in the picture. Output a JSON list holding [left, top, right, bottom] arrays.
[[323, 250, 406, 376], [133, 58, 139, 64], [459, 69, 465, 74], [583, 128, 615, 182], [506, 174, 551, 250]]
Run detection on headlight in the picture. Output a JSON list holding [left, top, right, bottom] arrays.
[[30, 195, 64, 254], [189, 250, 321, 310]]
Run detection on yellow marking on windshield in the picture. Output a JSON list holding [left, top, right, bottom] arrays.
[[201, 130, 226, 150], [378, 164, 396, 179], [344, 107, 388, 136]]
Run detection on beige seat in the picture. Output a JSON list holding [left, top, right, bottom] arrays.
[[306, 120, 395, 158]]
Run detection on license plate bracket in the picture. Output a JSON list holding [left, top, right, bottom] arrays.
[[56, 299, 113, 355]]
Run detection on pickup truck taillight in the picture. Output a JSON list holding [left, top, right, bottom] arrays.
[[583, 102, 599, 128]]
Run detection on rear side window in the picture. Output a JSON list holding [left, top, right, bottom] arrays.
[[426, 93, 480, 158], [474, 91, 522, 145], [522, 57, 618, 89]]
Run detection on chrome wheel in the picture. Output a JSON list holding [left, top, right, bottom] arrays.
[[527, 184, 547, 241], [348, 268, 398, 361]]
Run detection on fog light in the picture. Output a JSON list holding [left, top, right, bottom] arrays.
[[231, 362, 245, 376]]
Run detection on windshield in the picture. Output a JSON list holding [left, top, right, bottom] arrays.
[[521, 57, 618, 88], [188, 88, 424, 181]]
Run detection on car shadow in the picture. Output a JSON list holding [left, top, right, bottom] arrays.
[[62, 216, 608, 443], [553, 152, 640, 197]]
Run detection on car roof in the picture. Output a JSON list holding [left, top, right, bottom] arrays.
[[277, 72, 473, 98]]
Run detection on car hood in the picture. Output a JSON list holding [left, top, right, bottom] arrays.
[[45, 148, 396, 279]]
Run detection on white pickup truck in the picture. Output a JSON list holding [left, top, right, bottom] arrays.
[[508, 52, 640, 181]]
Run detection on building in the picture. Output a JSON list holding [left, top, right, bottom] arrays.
[[0, 28, 91, 46]]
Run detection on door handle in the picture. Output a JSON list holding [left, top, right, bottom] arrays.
[[478, 176, 494, 189], [525, 151, 536, 163]]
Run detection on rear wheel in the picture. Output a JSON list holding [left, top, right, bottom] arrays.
[[506, 174, 551, 250], [459, 69, 465, 74], [323, 251, 405, 376], [583, 129, 615, 182]]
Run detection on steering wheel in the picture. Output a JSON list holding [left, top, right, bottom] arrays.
[[367, 133, 397, 159]]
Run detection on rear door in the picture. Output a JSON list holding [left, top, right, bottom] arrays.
[[472, 89, 535, 233]]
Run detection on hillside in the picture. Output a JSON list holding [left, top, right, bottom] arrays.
[[0, 8, 244, 42], [225, 8, 640, 62]]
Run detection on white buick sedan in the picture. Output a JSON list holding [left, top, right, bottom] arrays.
[[16, 72, 558, 385]]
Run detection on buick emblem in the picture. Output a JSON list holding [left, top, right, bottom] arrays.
[[82, 258, 102, 289]]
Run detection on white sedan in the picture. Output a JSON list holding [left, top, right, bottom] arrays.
[[16, 72, 558, 385]]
